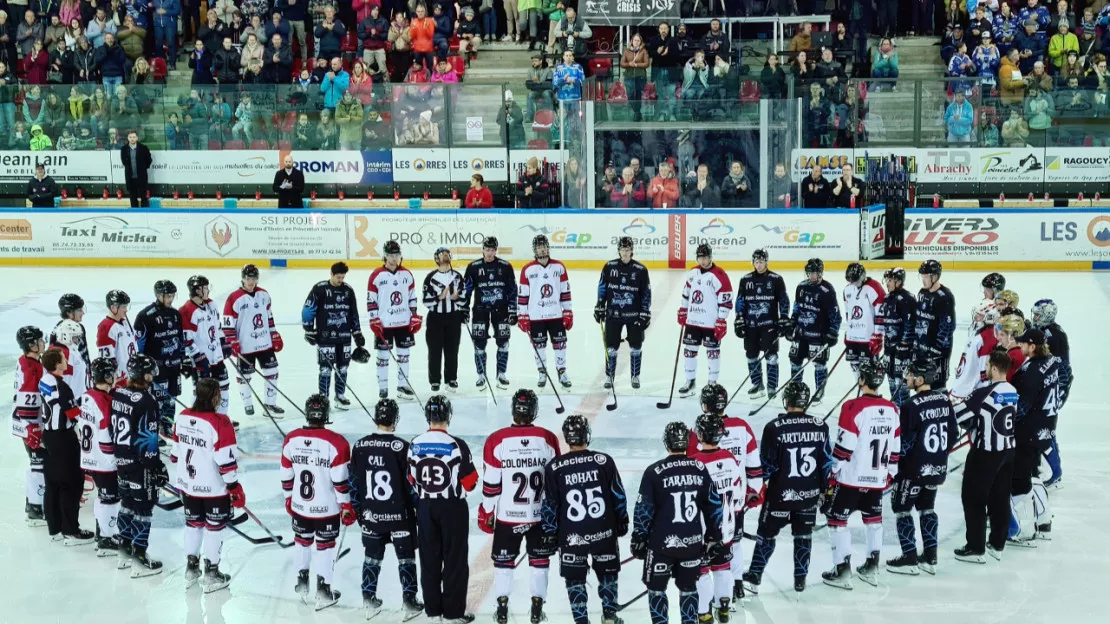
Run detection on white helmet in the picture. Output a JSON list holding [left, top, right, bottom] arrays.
[[54, 320, 83, 348], [971, 299, 999, 331]]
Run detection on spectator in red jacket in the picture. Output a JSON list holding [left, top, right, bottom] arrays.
[[465, 174, 494, 208], [410, 3, 436, 72], [609, 166, 647, 208], [648, 160, 680, 209]]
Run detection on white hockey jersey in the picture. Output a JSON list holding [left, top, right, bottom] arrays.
[[11, 355, 43, 440], [367, 266, 418, 329], [950, 327, 999, 401], [171, 408, 239, 497], [281, 427, 352, 518], [832, 394, 901, 489], [843, 278, 885, 345], [518, 259, 572, 321], [77, 387, 116, 473], [480, 424, 561, 524], [54, 343, 88, 397], [222, 287, 276, 355], [180, 299, 226, 365], [680, 264, 733, 329], [691, 447, 743, 543], [96, 317, 136, 382]]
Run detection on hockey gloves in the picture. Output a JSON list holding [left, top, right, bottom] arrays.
[[369, 318, 385, 341], [477, 506, 496, 534], [461, 306, 470, 325], [630, 536, 648, 560], [180, 357, 197, 381], [228, 483, 246, 508], [618, 518, 629, 538], [637, 310, 651, 329], [409, 314, 424, 335], [677, 307, 688, 327], [776, 317, 793, 339], [706, 540, 729, 562], [153, 462, 170, 488], [271, 331, 284, 353], [304, 330, 318, 346], [825, 332, 839, 348], [193, 354, 211, 378], [508, 308, 518, 326], [221, 340, 233, 361], [351, 346, 371, 364], [714, 318, 728, 342], [869, 333, 883, 356], [340, 502, 357, 526], [562, 310, 574, 331], [518, 315, 531, 334], [24, 422, 42, 450], [746, 484, 766, 509], [353, 330, 366, 349], [593, 301, 606, 324], [228, 338, 241, 359], [734, 317, 746, 339]]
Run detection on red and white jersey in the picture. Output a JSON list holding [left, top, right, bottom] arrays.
[[832, 394, 901, 489], [171, 408, 239, 497], [1005, 346, 1025, 383], [52, 343, 88, 397], [518, 259, 571, 321], [480, 424, 561, 524], [843, 278, 885, 345], [691, 447, 743, 542], [180, 299, 225, 364], [950, 327, 999, 401], [11, 355, 43, 439], [96, 317, 136, 382], [680, 264, 733, 329], [687, 416, 763, 498], [280, 427, 352, 518], [222, 287, 276, 354], [77, 387, 115, 473], [367, 266, 418, 329]]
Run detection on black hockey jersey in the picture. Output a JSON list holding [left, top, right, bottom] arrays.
[[1013, 355, 1061, 447], [540, 449, 628, 550], [913, 286, 956, 355], [881, 287, 916, 355], [737, 270, 790, 329], [898, 390, 957, 486], [632, 454, 723, 559], [1042, 323, 1072, 391], [792, 280, 840, 341], [596, 258, 652, 321], [462, 257, 517, 311], [110, 386, 161, 471], [350, 433, 418, 532], [302, 280, 362, 344], [134, 302, 185, 369], [759, 413, 830, 509]]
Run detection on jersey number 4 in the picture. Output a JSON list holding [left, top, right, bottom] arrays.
[[869, 439, 890, 470]]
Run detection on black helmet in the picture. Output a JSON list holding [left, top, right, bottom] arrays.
[[918, 259, 942, 277], [845, 262, 865, 284], [781, 380, 811, 411], [58, 293, 85, 318], [694, 413, 726, 446], [663, 421, 690, 453], [562, 414, 591, 447], [242, 263, 260, 280], [153, 280, 177, 296], [127, 353, 158, 382], [373, 398, 400, 427], [982, 272, 1006, 292], [106, 289, 130, 309], [90, 357, 118, 386], [532, 235, 550, 258], [883, 266, 906, 283], [187, 275, 209, 298], [858, 358, 885, 390], [383, 240, 402, 256], [752, 248, 768, 263], [906, 357, 939, 385], [617, 236, 634, 253], [695, 243, 712, 259], [511, 388, 539, 424], [16, 326, 43, 353], [305, 393, 331, 425], [482, 236, 499, 250], [425, 395, 453, 424], [805, 258, 824, 276], [699, 383, 728, 414]]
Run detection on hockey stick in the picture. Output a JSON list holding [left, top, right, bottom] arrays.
[[526, 334, 566, 414], [747, 345, 830, 416], [599, 322, 618, 412], [322, 358, 377, 420], [616, 589, 649, 612], [156, 485, 247, 525], [231, 356, 306, 417], [462, 321, 498, 406], [241, 505, 294, 548], [381, 344, 425, 407], [723, 351, 772, 411], [819, 384, 859, 423], [333, 524, 352, 563], [656, 328, 686, 410], [802, 347, 847, 412]]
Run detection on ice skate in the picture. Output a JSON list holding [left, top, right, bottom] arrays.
[[396, 387, 416, 401], [244, 405, 255, 416], [116, 541, 133, 569], [987, 546, 1003, 561], [475, 375, 487, 390], [63, 529, 95, 546], [715, 597, 731, 622], [810, 387, 825, 405], [604, 377, 613, 390], [447, 381, 458, 393], [130, 546, 163, 578], [920, 547, 938, 574], [401, 594, 423, 621], [1036, 523, 1052, 540], [747, 384, 765, 399], [315, 576, 341, 611], [794, 576, 806, 593], [821, 559, 852, 590], [202, 559, 231, 593], [96, 535, 120, 557], [264, 404, 285, 418], [602, 610, 624, 624], [530, 596, 547, 622], [430, 383, 440, 393], [378, 389, 388, 399], [856, 551, 880, 586], [537, 369, 547, 388], [495, 596, 508, 623], [954, 545, 986, 564], [363, 594, 383, 620], [740, 574, 757, 596], [678, 379, 697, 398], [631, 376, 640, 389], [295, 569, 310, 603], [185, 555, 201, 588], [497, 374, 510, 389], [25, 501, 46, 527], [886, 552, 919, 575], [557, 368, 571, 389], [334, 395, 351, 410]]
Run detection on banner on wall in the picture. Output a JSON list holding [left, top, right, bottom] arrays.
[[392, 148, 451, 182], [580, 0, 681, 24], [285, 150, 394, 185], [450, 148, 509, 184], [0, 152, 113, 183], [199, 212, 347, 259], [902, 209, 1110, 261], [136, 151, 280, 185]]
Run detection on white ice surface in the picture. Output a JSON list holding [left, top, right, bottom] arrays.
[[0, 266, 1107, 624]]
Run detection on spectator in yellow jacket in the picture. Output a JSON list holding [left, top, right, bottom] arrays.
[[1047, 21, 1078, 69]]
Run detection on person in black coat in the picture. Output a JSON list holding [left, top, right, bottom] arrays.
[[119, 131, 153, 207], [188, 39, 215, 84], [800, 163, 832, 208], [27, 163, 59, 207], [272, 154, 306, 208]]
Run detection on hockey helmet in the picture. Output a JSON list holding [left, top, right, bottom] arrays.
[[918, 259, 943, 277], [106, 289, 130, 309], [15, 326, 44, 353], [383, 240, 402, 257], [90, 357, 118, 386], [699, 383, 729, 414], [482, 236, 499, 251], [694, 413, 726, 446], [512, 388, 539, 424], [781, 380, 811, 411], [54, 320, 83, 348], [845, 262, 866, 284], [305, 394, 331, 425], [882, 267, 906, 284], [58, 293, 85, 317], [127, 353, 159, 383], [373, 398, 400, 427], [752, 248, 769, 263], [981, 272, 1006, 293], [562, 414, 592, 447], [663, 421, 690, 453], [153, 280, 177, 296], [805, 258, 824, 276], [241, 263, 260, 280], [532, 235, 550, 259], [186, 275, 210, 298], [425, 395, 453, 424], [1030, 299, 1058, 329], [972, 299, 1000, 329], [857, 358, 885, 390], [997, 314, 1026, 336], [996, 289, 1019, 310], [906, 357, 939, 386]]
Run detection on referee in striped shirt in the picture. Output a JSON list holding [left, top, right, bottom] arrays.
[[422, 247, 466, 392], [40, 348, 94, 544], [953, 350, 1017, 562]]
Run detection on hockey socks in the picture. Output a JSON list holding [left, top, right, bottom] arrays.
[[377, 347, 410, 392], [766, 355, 780, 391], [697, 574, 713, 614], [829, 524, 851, 565], [598, 573, 618, 614], [679, 590, 698, 624], [26, 464, 44, 506], [814, 363, 828, 393], [1043, 439, 1062, 485], [494, 568, 513, 599], [131, 514, 152, 549], [204, 527, 225, 565], [648, 590, 668, 624], [530, 565, 550, 600], [865, 521, 883, 555], [730, 541, 745, 578], [794, 536, 812, 578], [312, 544, 336, 584], [375, 349, 390, 393], [748, 536, 776, 576], [94, 498, 120, 538], [398, 558, 418, 599], [318, 363, 332, 396], [362, 557, 382, 597], [117, 511, 135, 545], [630, 347, 643, 379], [707, 348, 721, 383], [566, 581, 589, 624], [185, 525, 204, 559], [475, 350, 488, 379], [606, 347, 618, 379], [896, 512, 917, 555], [748, 357, 764, 388], [236, 375, 254, 411], [684, 345, 699, 381], [496, 344, 510, 376], [920, 510, 939, 551]]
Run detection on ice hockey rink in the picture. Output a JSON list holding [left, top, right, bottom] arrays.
[[1, 265, 1107, 624]]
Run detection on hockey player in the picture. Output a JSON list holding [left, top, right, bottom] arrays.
[[733, 249, 790, 399], [368, 241, 421, 400], [180, 276, 231, 416], [519, 235, 574, 389], [134, 280, 186, 439], [822, 360, 900, 589], [595, 236, 652, 390], [913, 260, 956, 390], [461, 236, 517, 390], [632, 422, 725, 624], [409, 396, 479, 624], [50, 319, 89, 398], [842, 263, 885, 378], [887, 359, 957, 576], [995, 315, 1026, 381], [302, 262, 369, 409], [677, 244, 733, 397], [13, 326, 46, 526], [50, 294, 91, 374], [97, 289, 136, 385], [78, 357, 123, 554], [540, 414, 628, 624], [881, 267, 915, 407], [422, 248, 465, 392], [995, 289, 1024, 322], [686, 383, 762, 601], [981, 272, 1006, 300], [280, 394, 355, 610], [952, 350, 1017, 563], [1009, 329, 1061, 544], [949, 300, 1000, 403], [350, 399, 423, 621], [111, 353, 170, 577], [1030, 299, 1069, 487], [480, 389, 561, 623], [39, 348, 94, 545], [743, 381, 830, 595], [171, 378, 245, 592], [788, 258, 840, 403], [223, 264, 285, 417]]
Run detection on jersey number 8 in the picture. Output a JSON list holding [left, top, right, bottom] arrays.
[[79, 424, 94, 453]]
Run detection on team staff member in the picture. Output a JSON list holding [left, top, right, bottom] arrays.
[[273, 154, 306, 208], [801, 164, 831, 208], [422, 248, 465, 392], [26, 163, 59, 207], [830, 163, 863, 208], [120, 131, 153, 208], [465, 174, 494, 208]]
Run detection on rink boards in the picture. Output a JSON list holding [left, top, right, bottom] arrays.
[[0, 207, 1105, 270]]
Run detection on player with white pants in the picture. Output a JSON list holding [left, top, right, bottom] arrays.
[[518, 235, 574, 389], [677, 244, 733, 397], [368, 241, 421, 400], [77, 358, 123, 555], [223, 264, 285, 418]]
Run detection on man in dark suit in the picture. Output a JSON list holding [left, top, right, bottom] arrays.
[[119, 131, 153, 207], [272, 154, 305, 208]]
